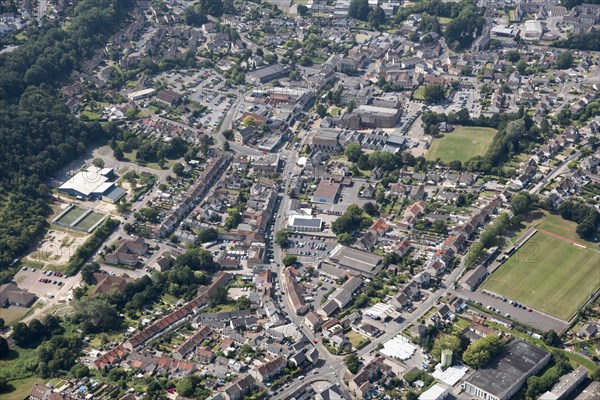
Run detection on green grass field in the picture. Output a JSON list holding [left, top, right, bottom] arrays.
[[73, 212, 104, 231], [484, 232, 600, 321], [510, 210, 599, 248], [54, 206, 86, 226], [426, 126, 497, 163]]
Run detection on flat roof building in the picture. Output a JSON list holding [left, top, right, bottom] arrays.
[[539, 366, 588, 400], [357, 104, 401, 128], [325, 244, 383, 277], [246, 63, 292, 85], [58, 166, 123, 201], [312, 128, 342, 153], [463, 340, 551, 400], [287, 215, 323, 232], [312, 179, 341, 204], [524, 20, 542, 40]]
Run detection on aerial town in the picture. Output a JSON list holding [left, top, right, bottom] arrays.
[[0, 0, 599, 399]]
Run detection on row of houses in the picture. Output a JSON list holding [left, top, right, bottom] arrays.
[[94, 272, 232, 369], [153, 154, 230, 238]]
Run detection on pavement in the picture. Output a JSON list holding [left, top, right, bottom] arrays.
[[452, 289, 567, 333]]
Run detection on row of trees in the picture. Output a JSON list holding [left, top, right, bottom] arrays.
[[465, 213, 512, 267], [554, 31, 600, 51], [65, 218, 120, 276]]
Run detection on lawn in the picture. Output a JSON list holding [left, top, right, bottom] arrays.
[[347, 331, 370, 350], [73, 212, 105, 232], [54, 206, 86, 226], [483, 231, 600, 321], [510, 209, 599, 248], [1, 376, 43, 399], [426, 126, 497, 163], [0, 306, 28, 325], [413, 86, 426, 101]]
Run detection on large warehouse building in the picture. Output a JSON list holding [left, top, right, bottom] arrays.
[[58, 166, 126, 203], [463, 340, 551, 400]]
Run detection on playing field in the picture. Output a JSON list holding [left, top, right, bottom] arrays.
[[54, 206, 86, 226], [72, 212, 105, 231], [426, 126, 497, 163], [483, 232, 600, 321]]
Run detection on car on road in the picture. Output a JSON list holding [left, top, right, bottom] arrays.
[[298, 375, 304, 380]]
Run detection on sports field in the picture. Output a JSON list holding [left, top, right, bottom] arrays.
[[54, 206, 86, 226], [483, 231, 600, 321], [73, 212, 105, 231], [426, 126, 497, 163]]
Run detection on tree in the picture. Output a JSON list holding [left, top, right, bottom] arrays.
[[543, 330, 562, 347], [92, 158, 105, 168], [224, 211, 241, 230], [200, 0, 224, 17], [332, 204, 372, 235], [363, 202, 379, 217], [73, 296, 121, 333], [516, 60, 527, 74], [510, 192, 537, 215], [555, 51, 573, 70], [344, 353, 360, 374], [209, 286, 229, 308], [81, 262, 100, 285], [297, 4, 309, 16], [462, 335, 504, 369], [222, 129, 234, 140], [236, 296, 251, 310], [422, 84, 446, 104], [113, 147, 124, 161], [592, 367, 600, 381], [432, 220, 448, 235], [177, 378, 194, 397], [145, 380, 165, 400], [275, 231, 289, 247], [70, 364, 89, 379], [368, 6, 386, 29], [172, 162, 184, 176], [506, 50, 521, 62], [197, 228, 218, 244], [431, 335, 462, 361], [283, 255, 298, 266], [465, 242, 484, 268], [348, 0, 370, 21], [336, 232, 353, 245], [345, 143, 363, 162], [0, 337, 9, 359], [12, 322, 32, 347], [223, 141, 230, 152], [242, 115, 256, 127]]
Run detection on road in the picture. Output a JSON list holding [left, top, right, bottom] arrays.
[[214, 88, 261, 156], [267, 125, 474, 397], [547, 17, 568, 40], [528, 150, 580, 194]]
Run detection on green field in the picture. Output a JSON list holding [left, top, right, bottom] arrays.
[[54, 206, 86, 226], [427, 126, 497, 163], [73, 211, 104, 231], [483, 232, 600, 321], [510, 210, 600, 248]]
